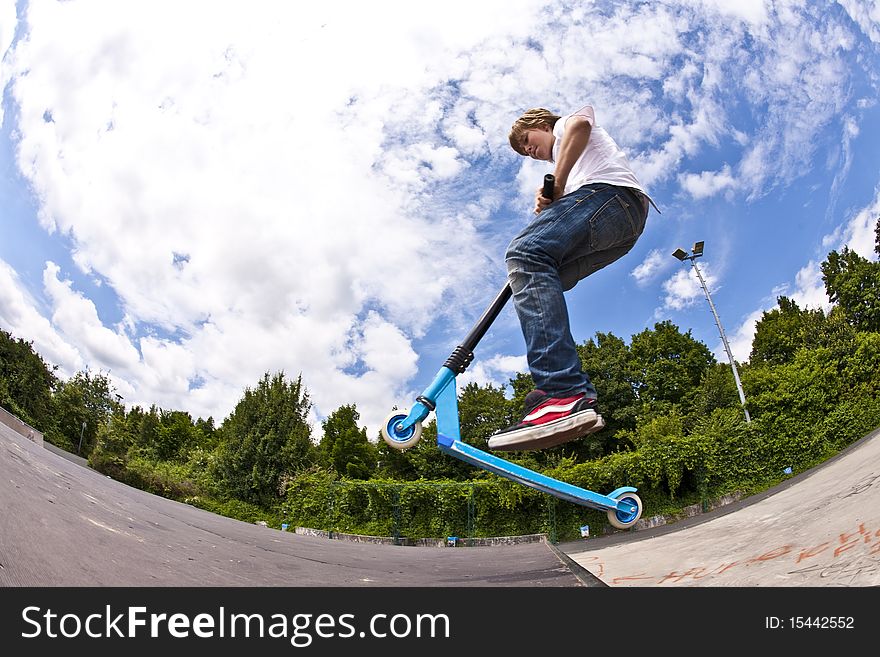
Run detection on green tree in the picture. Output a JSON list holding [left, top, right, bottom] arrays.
[[876, 217, 880, 257], [194, 416, 218, 450], [51, 370, 121, 455], [136, 405, 161, 451], [750, 296, 828, 365], [619, 409, 685, 449], [319, 404, 376, 479], [213, 372, 315, 506], [90, 405, 136, 472], [578, 331, 639, 449], [456, 382, 515, 451], [154, 410, 198, 462], [0, 328, 58, 428], [376, 420, 470, 481], [821, 245, 880, 333], [629, 320, 716, 416], [687, 362, 742, 426], [375, 427, 420, 480], [505, 372, 536, 423]]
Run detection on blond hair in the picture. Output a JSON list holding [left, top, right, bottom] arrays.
[[508, 108, 561, 156]]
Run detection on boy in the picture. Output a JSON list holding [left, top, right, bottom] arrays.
[[488, 105, 654, 451]]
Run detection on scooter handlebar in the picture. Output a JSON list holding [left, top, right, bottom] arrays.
[[543, 174, 555, 200]]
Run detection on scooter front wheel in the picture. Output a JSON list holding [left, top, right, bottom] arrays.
[[380, 412, 423, 450], [607, 492, 643, 530]]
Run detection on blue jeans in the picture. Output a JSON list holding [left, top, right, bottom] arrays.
[[505, 183, 648, 398]]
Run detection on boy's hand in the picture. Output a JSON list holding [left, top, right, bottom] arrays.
[[534, 181, 560, 214], [534, 187, 551, 214]]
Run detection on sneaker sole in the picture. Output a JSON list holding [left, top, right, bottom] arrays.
[[487, 410, 605, 451]]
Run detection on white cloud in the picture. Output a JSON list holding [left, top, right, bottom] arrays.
[[826, 115, 860, 222], [661, 261, 720, 312], [704, 0, 769, 26], [840, 186, 880, 259], [789, 186, 880, 313], [724, 307, 766, 363], [6, 0, 598, 434], [679, 164, 738, 200], [725, 185, 880, 363], [0, 0, 14, 54], [838, 0, 880, 44], [0, 258, 83, 374], [458, 354, 528, 395], [4, 0, 547, 436], [732, 8, 855, 198], [0, 0, 16, 128], [789, 260, 832, 311], [631, 249, 668, 287], [633, 2, 859, 199], [42, 261, 141, 371], [1, 0, 877, 440]]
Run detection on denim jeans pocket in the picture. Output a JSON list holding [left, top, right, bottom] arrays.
[[587, 194, 638, 252]]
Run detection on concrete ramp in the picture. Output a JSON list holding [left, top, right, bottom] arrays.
[[0, 421, 585, 587], [564, 427, 880, 586], [3, 404, 878, 588]]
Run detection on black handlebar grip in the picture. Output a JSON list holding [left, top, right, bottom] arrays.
[[542, 174, 555, 200]]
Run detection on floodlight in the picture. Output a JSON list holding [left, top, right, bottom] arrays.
[[670, 239, 750, 423]]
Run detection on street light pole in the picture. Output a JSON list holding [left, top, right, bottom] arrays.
[[672, 242, 751, 423]]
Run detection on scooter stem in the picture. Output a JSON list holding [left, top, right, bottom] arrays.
[[442, 284, 511, 374], [442, 174, 556, 375]]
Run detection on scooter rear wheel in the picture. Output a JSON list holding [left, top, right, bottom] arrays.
[[380, 412, 423, 450]]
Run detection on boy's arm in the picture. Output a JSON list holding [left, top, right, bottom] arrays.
[[536, 106, 594, 212], [550, 113, 592, 197]]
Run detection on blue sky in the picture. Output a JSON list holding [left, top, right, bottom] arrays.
[[1, 0, 879, 439]]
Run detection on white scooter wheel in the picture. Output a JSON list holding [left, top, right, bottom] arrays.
[[607, 492, 643, 530], [380, 411, 423, 450]]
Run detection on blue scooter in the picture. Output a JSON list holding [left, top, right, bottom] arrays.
[[380, 175, 643, 530]]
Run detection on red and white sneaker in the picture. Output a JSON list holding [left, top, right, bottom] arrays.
[[488, 389, 604, 451]]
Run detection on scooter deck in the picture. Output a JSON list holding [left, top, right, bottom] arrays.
[[437, 432, 637, 514]]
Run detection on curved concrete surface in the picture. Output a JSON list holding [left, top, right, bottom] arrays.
[[0, 422, 585, 587], [562, 427, 880, 586], [3, 416, 879, 587]]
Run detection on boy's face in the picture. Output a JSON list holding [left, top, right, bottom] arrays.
[[519, 125, 555, 161]]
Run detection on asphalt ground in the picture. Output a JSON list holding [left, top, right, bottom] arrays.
[[0, 422, 586, 587], [3, 418, 878, 588]]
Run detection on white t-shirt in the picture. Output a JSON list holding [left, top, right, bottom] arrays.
[[552, 105, 648, 198]]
